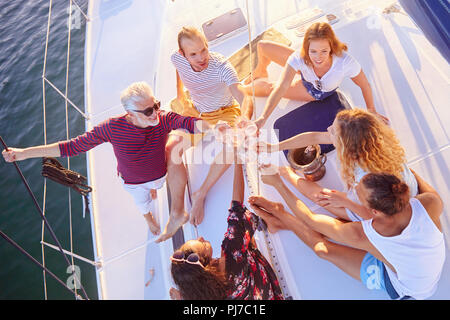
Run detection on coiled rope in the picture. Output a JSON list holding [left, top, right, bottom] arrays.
[[41, 157, 92, 216]]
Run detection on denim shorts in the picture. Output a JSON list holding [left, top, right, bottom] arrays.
[[301, 79, 337, 101], [360, 253, 401, 299]]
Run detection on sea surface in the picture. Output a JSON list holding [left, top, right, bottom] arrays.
[[0, 0, 98, 299]]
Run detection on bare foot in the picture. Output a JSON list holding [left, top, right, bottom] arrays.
[[156, 211, 189, 243], [189, 191, 206, 226], [248, 196, 287, 233], [241, 78, 273, 97], [259, 214, 282, 234], [249, 195, 286, 214], [144, 212, 161, 236], [243, 67, 269, 85]]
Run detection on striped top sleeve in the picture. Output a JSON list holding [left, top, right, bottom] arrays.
[[59, 120, 112, 157], [162, 111, 198, 133], [219, 59, 239, 86]]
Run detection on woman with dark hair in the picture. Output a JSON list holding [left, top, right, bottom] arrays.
[[169, 161, 284, 300], [251, 169, 445, 300]]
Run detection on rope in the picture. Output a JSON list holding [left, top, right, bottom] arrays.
[[0, 136, 90, 300], [244, 0, 261, 195], [40, 0, 90, 299], [245, 0, 257, 117], [41, 157, 92, 215], [0, 230, 83, 300], [42, 77, 89, 119], [41, 0, 53, 300], [242, 0, 291, 299], [64, 0, 77, 298], [73, 0, 90, 21]]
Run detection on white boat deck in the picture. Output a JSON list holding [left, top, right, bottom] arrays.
[[84, 0, 450, 299]]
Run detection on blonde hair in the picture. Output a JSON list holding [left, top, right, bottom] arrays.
[[300, 22, 348, 67], [120, 82, 153, 110], [334, 109, 406, 188], [177, 26, 208, 54]]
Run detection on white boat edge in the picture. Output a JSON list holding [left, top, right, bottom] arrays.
[[83, 0, 450, 300]]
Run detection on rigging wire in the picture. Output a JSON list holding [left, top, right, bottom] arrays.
[[244, 0, 261, 196], [64, 0, 77, 299], [0, 230, 83, 300], [38, 0, 92, 300], [243, 0, 291, 299], [0, 136, 89, 300], [40, 0, 53, 300], [42, 77, 89, 119]]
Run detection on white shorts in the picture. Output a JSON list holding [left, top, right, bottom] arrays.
[[119, 174, 166, 215]]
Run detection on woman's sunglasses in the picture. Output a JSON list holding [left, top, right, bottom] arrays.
[[315, 80, 323, 91], [170, 250, 205, 268], [129, 101, 161, 117]]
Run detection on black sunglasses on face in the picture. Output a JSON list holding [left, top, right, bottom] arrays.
[[130, 101, 161, 117]]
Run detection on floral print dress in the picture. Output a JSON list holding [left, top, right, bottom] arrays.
[[221, 201, 284, 300]]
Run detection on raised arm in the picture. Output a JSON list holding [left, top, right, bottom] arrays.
[[232, 163, 245, 203], [176, 70, 188, 102], [278, 131, 332, 151], [2, 121, 112, 163], [351, 70, 389, 124], [2, 142, 61, 162], [350, 70, 375, 112], [228, 83, 245, 106], [254, 64, 297, 129], [260, 131, 332, 154], [193, 119, 212, 133]]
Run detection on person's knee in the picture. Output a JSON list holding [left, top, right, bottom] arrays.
[[313, 241, 333, 260], [258, 40, 271, 52], [252, 80, 273, 96], [166, 136, 186, 164]]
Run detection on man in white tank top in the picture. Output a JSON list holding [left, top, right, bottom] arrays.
[[250, 168, 445, 299]]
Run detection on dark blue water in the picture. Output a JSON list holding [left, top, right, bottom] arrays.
[[0, 1, 97, 299]]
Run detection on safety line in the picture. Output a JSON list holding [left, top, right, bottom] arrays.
[[0, 136, 90, 300], [64, 0, 77, 299], [0, 230, 83, 300], [40, 0, 53, 301]]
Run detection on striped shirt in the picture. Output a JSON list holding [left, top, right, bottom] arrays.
[[171, 51, 239, 113], [59, 111, 198, 184]]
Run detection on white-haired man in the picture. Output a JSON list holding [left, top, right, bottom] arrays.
[[2, 82, 211, 242]]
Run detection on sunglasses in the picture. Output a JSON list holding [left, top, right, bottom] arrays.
[[129, 101, 161, 117], [170, 250, 205, 268], [315, 80, 323, 91]]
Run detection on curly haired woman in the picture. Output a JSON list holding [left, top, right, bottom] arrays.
[[242, 22, 388, 128], [260, 108, 417, 222], [169, 161, 284, 300]]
